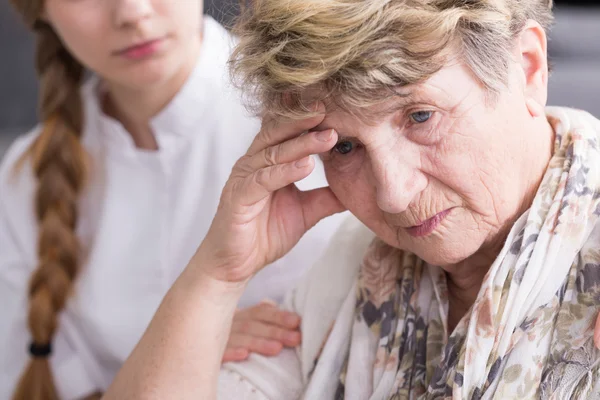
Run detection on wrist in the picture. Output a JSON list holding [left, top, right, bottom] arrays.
[[170, 263, 247, 330], [188, 239, 259, 285], [179, 245, 250, 296]]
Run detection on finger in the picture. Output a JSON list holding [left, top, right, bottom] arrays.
[[233, 301, 277, 320], [594, 312, 600, 349], [227, 334, 284, 357], [222, 347, 249, 363], [243, 303, 302, 329], [243, 129, 337, 173], [232, 319, 302, 347], [238, 157, 315, 206], [259, 298, 278, 307], [247, 103, 326, 155], [299, 186, 347, 229]]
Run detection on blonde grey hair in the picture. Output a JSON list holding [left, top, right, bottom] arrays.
[[229, 0, 553, 119]]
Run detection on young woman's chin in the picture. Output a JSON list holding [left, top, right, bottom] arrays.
[[108, 55, 187, 90]]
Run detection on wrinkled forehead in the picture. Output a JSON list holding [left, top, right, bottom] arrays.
[[312, 89, 429, 133], [311, 106, 397, 139], [313, 62, 485, 131]]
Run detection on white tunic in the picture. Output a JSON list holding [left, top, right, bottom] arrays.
[[0, 17, 347, 399]]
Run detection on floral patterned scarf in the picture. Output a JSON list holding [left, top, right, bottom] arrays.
[[306, 107, 600, 399]]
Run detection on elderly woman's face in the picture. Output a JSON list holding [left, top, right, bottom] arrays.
[[317, 62, 543, 267]]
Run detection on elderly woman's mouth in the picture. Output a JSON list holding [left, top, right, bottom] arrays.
[[405, 208, 454, 237]]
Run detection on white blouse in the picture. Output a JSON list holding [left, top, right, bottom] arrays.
[[0, 17, 347, 399]]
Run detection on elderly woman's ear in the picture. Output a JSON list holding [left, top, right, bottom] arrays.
[[516, 20, 549, 118]]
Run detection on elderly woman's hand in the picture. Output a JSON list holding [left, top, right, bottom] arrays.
[[223, 300, 302, 363], [196, 105, 344, 283]]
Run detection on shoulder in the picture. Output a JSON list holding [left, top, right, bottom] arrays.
[[201, 16, 249, 108], [285, 214, 374, 317], [197, 17, 262, 151], [290, 214, 374, 305], [0, 127, 41, 270], [1, 78, 100, 198], [200, 16, 238, 78], [0, 126, 41, 199], [546, 106, 600, 136], [204, 15, 237, 51], [0, 125, 41, 212], [282, 214, 374, 374]]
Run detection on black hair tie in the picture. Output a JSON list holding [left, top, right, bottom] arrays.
[[29, 342, 52, 358]]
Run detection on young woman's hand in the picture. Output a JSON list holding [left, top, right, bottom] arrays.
[[222, 300, 301, 363], [197, 104, 344, 283]]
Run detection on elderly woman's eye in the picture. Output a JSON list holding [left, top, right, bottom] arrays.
[[409, 111, 433, 124], [334, 140, 354, 155]]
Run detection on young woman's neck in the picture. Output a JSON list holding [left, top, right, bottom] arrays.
[[103, 39, 202, 150]]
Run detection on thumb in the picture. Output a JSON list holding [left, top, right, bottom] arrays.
[[299, 186, 346, 230], [259, 298, 278, 307]]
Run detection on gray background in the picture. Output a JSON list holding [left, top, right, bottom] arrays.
[[0, 1, 599, 158]]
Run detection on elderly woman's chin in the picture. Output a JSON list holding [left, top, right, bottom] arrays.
[[410, 232, 490, 269], [388, 215, 493, 268], [352, 202, 501, 268]]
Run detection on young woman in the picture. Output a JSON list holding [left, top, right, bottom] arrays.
[[0, 0, 345, 399]]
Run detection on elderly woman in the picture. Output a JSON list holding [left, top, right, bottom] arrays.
[[103, 0, 600, 398]]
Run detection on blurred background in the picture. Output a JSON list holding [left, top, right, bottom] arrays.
[[0, 0, 599, 159]]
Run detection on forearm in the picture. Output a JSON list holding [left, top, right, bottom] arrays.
[[103, 253, 246, 400]]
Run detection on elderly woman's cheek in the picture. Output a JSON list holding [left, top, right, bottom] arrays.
[[322, 152, 365, 200], [324, 166, 366, 214]]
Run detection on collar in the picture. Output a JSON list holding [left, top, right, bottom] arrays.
[[81, 16, 234, 152]]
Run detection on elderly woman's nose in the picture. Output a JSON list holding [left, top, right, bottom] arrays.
[[112, 0, 153, 28], [369, 155, 426, 214]]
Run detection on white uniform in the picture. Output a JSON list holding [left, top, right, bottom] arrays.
[[0, 17, 346, 399]]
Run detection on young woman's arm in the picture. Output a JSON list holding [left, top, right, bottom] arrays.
[[104, 106, 344, 399]]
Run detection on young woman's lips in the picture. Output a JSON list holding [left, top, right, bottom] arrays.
[[116, 38, 163, 60], [405, 208, 453, 237]]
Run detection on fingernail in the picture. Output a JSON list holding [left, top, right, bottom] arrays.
[[315, 129, 334, 142], [266, 341, 284, 353], [285, 314, 301, 325], [285, 331, 301, 342], [295, 157, 311, 168]]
